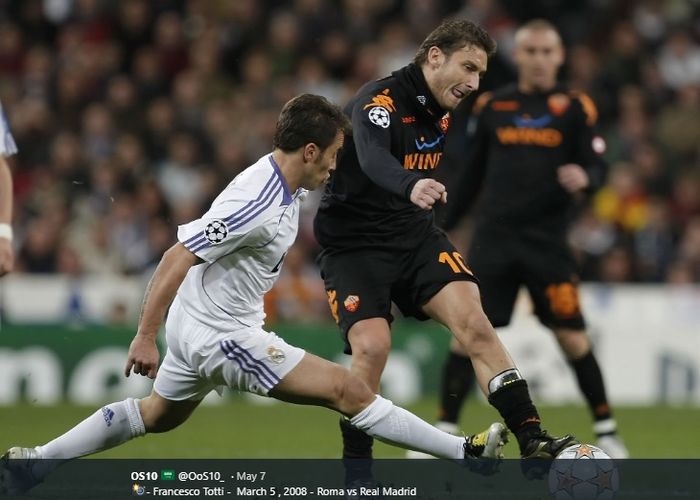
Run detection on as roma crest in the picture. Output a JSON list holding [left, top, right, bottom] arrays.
[[344, 295, 360, 313], [439, 113, 451, 134], [547, 93, 570, 116]]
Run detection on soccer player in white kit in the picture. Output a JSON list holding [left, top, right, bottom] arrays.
[[1, 95, 507, 495], [0, 99, 18, 276]]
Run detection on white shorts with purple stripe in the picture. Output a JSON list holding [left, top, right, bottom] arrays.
[[153, 297, 305, 401]]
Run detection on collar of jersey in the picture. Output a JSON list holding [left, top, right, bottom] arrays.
[[393, 63, 445, 120], [267, 154, 295, 205]]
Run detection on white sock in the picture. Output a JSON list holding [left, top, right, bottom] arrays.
[[435, 421, 461, 435], [593, 418, 618, 437], [38, 398, 146, 460], [350, 395, 464, 459]]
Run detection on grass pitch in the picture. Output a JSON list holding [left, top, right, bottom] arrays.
[[0, 397, 697, 458]]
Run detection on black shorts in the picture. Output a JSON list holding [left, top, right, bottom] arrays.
[[318, 230, 478, 354], [468, 226, 586, 330]]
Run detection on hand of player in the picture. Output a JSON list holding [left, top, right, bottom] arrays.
[[124, 334, 160, 379], [557, 164, 589, 193], [410, 179, 448, 210], [0, 238, 14, 276]]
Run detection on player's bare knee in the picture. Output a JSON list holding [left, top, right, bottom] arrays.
[[555, 328, 590, 359], [350, 333, 390, 364]]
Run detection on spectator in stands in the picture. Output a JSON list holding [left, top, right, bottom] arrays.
[[0, 0, 696, 308]]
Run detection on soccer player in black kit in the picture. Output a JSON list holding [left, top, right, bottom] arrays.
[[433, 19, 628, 459], [313, 19, 577, 481]]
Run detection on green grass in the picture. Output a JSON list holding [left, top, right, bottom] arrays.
[[1, 397, 698, 458]]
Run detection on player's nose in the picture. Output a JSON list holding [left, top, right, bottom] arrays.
[[465, 75, 479, 93]]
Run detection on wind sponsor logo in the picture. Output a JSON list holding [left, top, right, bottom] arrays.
[[495, 126, 562, 147], [403, 152, 443, 170]]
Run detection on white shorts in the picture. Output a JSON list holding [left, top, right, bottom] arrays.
[[153, 298, 306, 401]]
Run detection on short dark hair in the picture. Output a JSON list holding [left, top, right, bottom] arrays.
[[273, 94, 351, 152], [413, 19, 496, 65], [515, 19, 561, 45]]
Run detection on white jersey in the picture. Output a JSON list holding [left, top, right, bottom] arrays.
[[0, 100, 18, 156], [176, 154, 307, 330]]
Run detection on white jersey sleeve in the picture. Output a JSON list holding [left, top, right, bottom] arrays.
[[0, 100, 18, 157], [177, 170, 282, 263]]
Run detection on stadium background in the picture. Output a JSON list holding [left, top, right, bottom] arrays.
[[0, 0, 698, 458]]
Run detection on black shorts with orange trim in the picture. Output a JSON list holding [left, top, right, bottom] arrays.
[[468, 226, 586, 330], [317, 229, 478, 354]]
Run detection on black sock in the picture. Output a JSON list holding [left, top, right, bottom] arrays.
[[340, 417, 373, 482], [438, 352, 476, 423], [487, 379, 541, 454], [340, 416, 373, 458], [570, 350, 613, 426]]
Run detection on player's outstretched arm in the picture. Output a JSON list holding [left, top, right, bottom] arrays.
[[0, 156, 14, 276], [0, 238, 12, 276], [125, 243, 201, 378]]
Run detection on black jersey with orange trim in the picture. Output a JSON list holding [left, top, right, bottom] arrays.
[[314, 63, 452, 253], [442, 83, 607, 235]]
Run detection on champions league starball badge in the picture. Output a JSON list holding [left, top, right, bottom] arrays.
[[204, 219, 229, 245], [367, 106, 390, 128]]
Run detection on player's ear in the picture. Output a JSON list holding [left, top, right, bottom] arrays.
[[556, 45, 565, 67], [302, 143, 318, 163], [427, 46, 443, 69]]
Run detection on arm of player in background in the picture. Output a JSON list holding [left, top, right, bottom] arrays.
[[440, 97, 491, 231], [567, 91, 608, 194], [125, 243, 202, 378]]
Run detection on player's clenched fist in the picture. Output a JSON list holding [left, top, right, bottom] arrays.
[[124, 334, 160, 379], [410, 178, 448, 210], [557, 163, 589, 193]]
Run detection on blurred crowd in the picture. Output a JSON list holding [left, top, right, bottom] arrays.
[[0, 0, 699, 324]]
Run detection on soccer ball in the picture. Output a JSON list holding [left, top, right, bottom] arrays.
[[548, 444, 619, 500]]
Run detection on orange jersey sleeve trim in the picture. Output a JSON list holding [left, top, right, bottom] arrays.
[[472, 91, 493, 115], [570, 90, 598, 126]]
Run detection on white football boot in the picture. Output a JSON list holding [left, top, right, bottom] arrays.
[[0, 447, 45, 495]]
